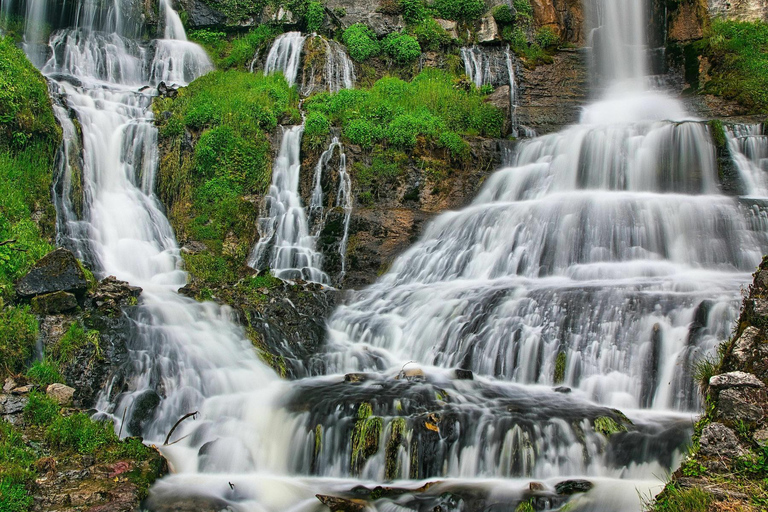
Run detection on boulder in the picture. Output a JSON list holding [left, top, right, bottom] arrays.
[[15, 248, 88, 300], [177, 0, 227, 28], [555, 479, 593, 495], [46, 383, 76, 405], [3, 377, 17, 393], [452, 369, 474, 380], [731, 327, 761, 366], [486, 85, 511, 112], [127, 390, 161, 437], [90, 276, 142, 311], [708, 0, 768, 22], [698, 422, 747, 460], [715, 387, 765, 426], [709, 371, 765, 389], [435, 18, 458, 39], [477, 15, 499, 43], [31, 290, 78, 314], [316, 494, 367, 512]]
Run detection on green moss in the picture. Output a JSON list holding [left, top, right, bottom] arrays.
[[198, 0, 267, 24], [593, 416, 627, 437], [703, 19, 768, 113], [708, 119, 727, 150], [514, 500, 535, 512], [384, 417, 407, 479], [304, 111, 331, 150], [190, 25, 279, 71], [554, 351, 566, 384], [433, 0, 484, 22], [492, 5, 514, 24], [351, 402, 382, 474]]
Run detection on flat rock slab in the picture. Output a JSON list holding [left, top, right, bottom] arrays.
[[709, 371, 765, 389], [15, 248, 87, 299], [32, 290, 78, 314]]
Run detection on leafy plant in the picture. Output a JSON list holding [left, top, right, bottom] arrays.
[[342, 24, 381, 62], [412, 17, 451, 51], [400, 0, 426, 23], [304, 1, 325, 33], [0, 306, 38, 375], [492, 4, 514, 24], [433, 0, 485, 22], [382, 32, 422, 63], [304, 111, 331, 150], [535, 26, 560, 48]]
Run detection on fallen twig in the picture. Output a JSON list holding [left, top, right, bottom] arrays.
[[164, 411, 198, 446]]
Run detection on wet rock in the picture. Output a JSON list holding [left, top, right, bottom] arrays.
[[529, 482, 546, 491], [477, 15, 499, 43], [486, 85, 511, 112], [180, 241, 207, 254], [397, 367, 426, 381], [90, 276, 142, 312], [316, 494, 367, 512], [554, 386, 572, 393], [715, 387, 765, 426], [554, 479, 593, 495], [177, 0, 227, 28], [698, 422, 747, 460], [668, 0, 705, 42], [127, 390, 161, 437], [157, 81, 178, 98], [709, 371, 765, 389], [31, 290, 78, 314], [452, 369, 474, 380], [46, 383, 76, 405], [15, 248, 87, 300], [345, 373, 370, 383]]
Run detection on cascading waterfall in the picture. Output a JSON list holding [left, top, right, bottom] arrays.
[[727, 123, 768, 197], [249, 125, 329, 283], [263, 31, 306, 87]]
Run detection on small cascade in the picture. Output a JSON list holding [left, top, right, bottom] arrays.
[[727, 123, 768, 197], [335, 148, 352, 278], [263, 31, 306, 87], [249, 125, 329, 284], [308, 137, 342, 230], [460, 45, 526, 137], [300, 36, 356, 96]]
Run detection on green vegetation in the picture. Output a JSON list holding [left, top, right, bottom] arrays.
[[593, 416, 627, 436], [411, 17, 451, 51], [0, 421, 36, 512], [304, 111, 331, 150], [433, 0, 485, 22], [492, 4, 514, 24], [343, 24, 381, 62], [382, 32, 422, 63], [554, 350, 566, 384], [306, 68, 504, 149], [189, 25, 280, 70], [25, 359, 63, 388], [514, 500, 535, 512], [0, 305, 38, 375], [650, 484, 711, 512], [702, 19, 768, 113], [351, 402, 383, 474], [154, 71, 299, 287], [304, 1, 325, 33]]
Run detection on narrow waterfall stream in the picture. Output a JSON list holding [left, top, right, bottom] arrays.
[[727, 123, 768, 197], [5, 0, 768, 509]]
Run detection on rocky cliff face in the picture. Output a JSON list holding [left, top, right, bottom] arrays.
[[708, 0, 768, 21]]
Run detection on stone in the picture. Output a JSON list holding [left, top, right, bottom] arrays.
[[732, 326, 761, 365], [0, 394, 27, 415], [755, 269, 768, 290], [396, 367, 425, 381], [91, 276, 142, 311], [15, 248, 88, 300], [127, 389, 161, 437], [435, 18, 458, 39], [31, 290, 78, 314], [180, 241, 207, 255], [157, 81, 178, 98], [486, 85, 511, 112], [699, 422, 748, 459], [3, 377, 17, 393], [754, 428, 768, 447], [715, 387, 765, 425], [529, 482, 546, 491], [345, 373, 369, 383], [668, 0, 705, 42], [46, 383, 76, 405], [709, 371, 765, 389], [708, 0, 768, 22], [316, 494, 367, 512], [452, 369, 474, 380], [555, 479, 593, 495], [11, 385, 34, 395], [554, 386, 572, 393], [177, 0, 227, 28], [477, 15, 499, 43]]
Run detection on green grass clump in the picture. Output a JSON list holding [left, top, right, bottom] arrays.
[[704, 19, 768, 113], [23, 391, 59, 426], [45, 413, 116, 454], [0, 305, 38, 375], [343, 24, 381, 62], [382, 32, 422, 63], [26, 359, 63, 388], [51, 321, 101, 365], [304, 111, 331, 150], [304, 1, 325, 33], [492, 4, 514, 24], [190, 25, 279, 70], [0, 420, 36, 512], [651, 484, 710, 512], [593, 416, 627, 436], [411, 17, 451, 52], [553, 351, 566, 384], [306, 68, 503, 153]]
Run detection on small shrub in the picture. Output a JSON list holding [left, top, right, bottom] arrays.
[[412, 18, 451, 52], [188, 29, 226, 46], [492, 4, 514, 24], [386, 114, 419, 148], [535, 26, 560, 48], [304, 111, 331, 150], [433, 0, 485, 22], [382, 32, 422, 63], [513, 0, 533, 24], [26, 359, 63, 387], [400, 0, 425, 23], [343, 24, 381, 62], [305, 1, 325, 33], [23, 391, 59, 426], [345, 119, 383, 148]]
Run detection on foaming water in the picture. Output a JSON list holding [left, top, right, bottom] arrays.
[[727, 123, 768, 197], [264, 31, 306, 87]]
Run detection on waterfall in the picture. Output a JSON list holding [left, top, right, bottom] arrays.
[[264, 31, 306, 87], [335, 149, 352, 278], [297, 36, 356, 95], [727, 123, 768, 197], [461, 45, 526, 137], [248, 125, 329, 284]]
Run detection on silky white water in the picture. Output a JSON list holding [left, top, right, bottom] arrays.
[[5, 0, 767, 508], [263, 31, 306, 87], [727, 123, 768, 197]]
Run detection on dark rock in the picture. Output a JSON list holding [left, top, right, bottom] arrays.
[[127, 390, 161, 437], [180, 241, 208, 254], [0, 394, 28, 415], [452, 369, 474, 380], [554, 386, 572, 393], [554, 479, 593, 495], [178, 0, 227, 27], [157, 81, 178, 98], [709, 371, 765, 389], [699, 422, 747, 463], [31, 290, 78, 314], [15, 248, 87, 300], [345, 373, 370, 383], [90, 276, 142, 312], [316, 494, 367, 512]]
